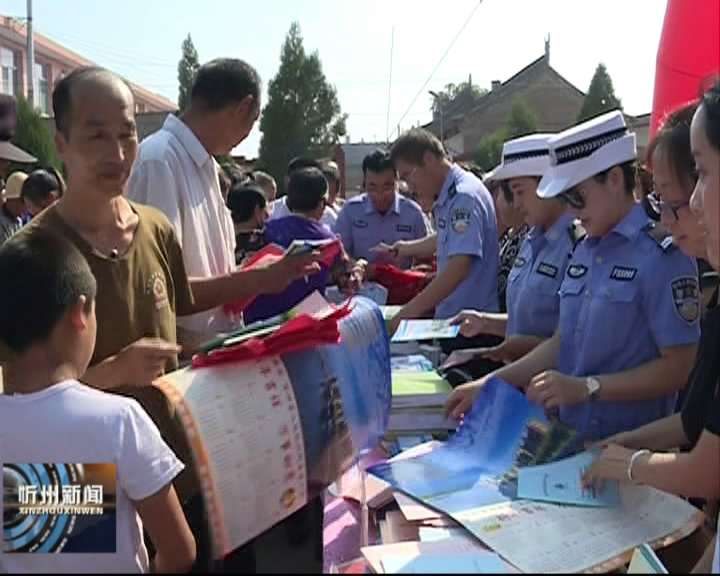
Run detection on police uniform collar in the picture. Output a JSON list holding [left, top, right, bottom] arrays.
[[544, 211, 575, 242], [436, 164, 463, 207], [611, 203, 648, 242], [365, 192, 400, 215]]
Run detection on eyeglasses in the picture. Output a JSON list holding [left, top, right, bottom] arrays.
[[559, 188, 586, 210], [646, 192, 689, 222]]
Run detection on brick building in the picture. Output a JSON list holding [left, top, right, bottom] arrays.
[[0, 15, 176, 115]]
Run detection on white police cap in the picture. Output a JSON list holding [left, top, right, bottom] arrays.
[[486, 133, 554, 182], [537, 110, 636, 199]]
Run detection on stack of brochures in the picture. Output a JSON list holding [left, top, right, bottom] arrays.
[[388, 366, 455, 435]]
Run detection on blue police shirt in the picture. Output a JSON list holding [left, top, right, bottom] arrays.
[[334, 192, 428, 269], [506, 211, 576, 338], [433, 165, 499, 319], [556, 203, 701, 445]]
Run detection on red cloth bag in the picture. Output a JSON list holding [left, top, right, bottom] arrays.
[[369, 263, 433, 305], [192, 302, 352, 369]]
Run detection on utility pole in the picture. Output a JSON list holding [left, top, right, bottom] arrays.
[[428, 90, 444, 144], [26, 0, 35, 107]]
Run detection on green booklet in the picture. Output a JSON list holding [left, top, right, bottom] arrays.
[[392, 371, 452, 396]]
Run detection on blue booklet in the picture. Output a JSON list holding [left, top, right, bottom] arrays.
[[368, 377, 576, 515], [517, 451, 620, 507]]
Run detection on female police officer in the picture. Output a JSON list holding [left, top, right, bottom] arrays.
[[582, 78, 720, 575], [445, 110, 701, 451], [447, 133, 581, 367]]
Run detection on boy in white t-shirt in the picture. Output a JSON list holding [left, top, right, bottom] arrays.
[[0, 230, 196, 573]]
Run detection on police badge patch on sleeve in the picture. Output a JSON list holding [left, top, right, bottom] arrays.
[[671, 277, 700, 323], [451, 208, 471, 233]]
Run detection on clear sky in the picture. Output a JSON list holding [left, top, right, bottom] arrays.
[[4, 0, 667, 157]]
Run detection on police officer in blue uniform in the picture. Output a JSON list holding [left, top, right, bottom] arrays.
[[449, 133, 582, 368], [380, 128, 500, 356], [334, 149, 428, 269], [446, 110, 701, 450]]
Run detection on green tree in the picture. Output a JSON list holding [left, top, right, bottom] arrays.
[[430, 81, 487, 115], [177, 34, 200, 113], [578, 63, 623, 122], [9, 96, 60, 173], [473, 100, 538, 171], [506, 98, 538, 138], [258, 22, 347, 194], [474, 129, 507, 171]]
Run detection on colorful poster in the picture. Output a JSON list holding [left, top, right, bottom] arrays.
[[155, 296, 391, 558], [368, 377, 575, 516]]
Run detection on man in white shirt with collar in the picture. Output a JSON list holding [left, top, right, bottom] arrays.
[[128, 58, 261, 344]]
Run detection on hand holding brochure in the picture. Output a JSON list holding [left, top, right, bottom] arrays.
[[391, 319, 460, 343], [285, 238, 342, 266], [223, 239, 342, 316], [517, 451, 620, 508]]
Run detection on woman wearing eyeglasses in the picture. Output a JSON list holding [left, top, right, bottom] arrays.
[[445, 109, 700, 455]]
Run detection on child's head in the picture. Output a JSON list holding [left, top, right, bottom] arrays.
[[21, 167, 64, 218], [286, 167, 328, 221], [226, 180, 268, 228], [0, 230, 97, 375]]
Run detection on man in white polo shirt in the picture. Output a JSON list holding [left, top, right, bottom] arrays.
[[128, 58, 261, 344]]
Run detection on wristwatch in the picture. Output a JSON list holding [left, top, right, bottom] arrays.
[[585, 377, 601, 401]]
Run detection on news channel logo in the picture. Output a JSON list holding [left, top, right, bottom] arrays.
[[3, 463, 117, 553]]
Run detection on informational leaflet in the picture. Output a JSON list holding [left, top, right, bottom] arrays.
[[391, 320, 460, 343], [517, 451, 620, 508], [454, 483, 703, 574]]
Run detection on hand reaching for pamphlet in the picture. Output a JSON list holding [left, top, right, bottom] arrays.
[[444, 377, 488, 421], [581, 444, 642, 493], [371, 241, 407, 261], [584, 432, 636, 451], [114, 338, 182, 387], [450, 310, 504, 338], [440, 347, 484, 370]]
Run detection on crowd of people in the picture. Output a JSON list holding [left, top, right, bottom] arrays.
[[0, 52, 717, 574]]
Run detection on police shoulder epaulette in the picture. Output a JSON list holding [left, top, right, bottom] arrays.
[[448, 182, 457, 199], [643, 221, 675, 252], [567, 220, 587, 249]]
